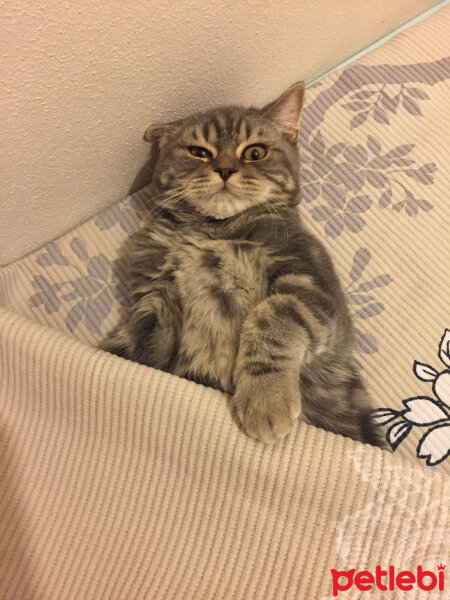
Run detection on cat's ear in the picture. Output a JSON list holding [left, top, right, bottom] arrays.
[[143, 123, 170, 144], [262, 82, 305, 142], [143, 120, 181, 145]]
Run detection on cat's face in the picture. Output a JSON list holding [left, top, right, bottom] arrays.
[[145, 82, 305, 220]]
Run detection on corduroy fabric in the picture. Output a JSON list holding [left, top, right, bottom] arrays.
[[1, 309, 449, 599]]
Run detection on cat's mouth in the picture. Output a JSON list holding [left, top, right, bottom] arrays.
[[215, 187, 235, 197], [213, 182, 238, 198]]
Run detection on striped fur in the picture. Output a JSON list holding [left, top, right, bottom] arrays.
[[101, 83, 384, 447]]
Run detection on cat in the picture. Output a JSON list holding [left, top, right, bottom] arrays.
[[101, 82, 385, 448]]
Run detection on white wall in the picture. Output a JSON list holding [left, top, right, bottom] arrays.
[[0, 0, 440, 265]]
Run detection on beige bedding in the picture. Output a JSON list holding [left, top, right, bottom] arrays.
[[1, 6, 450, 599]]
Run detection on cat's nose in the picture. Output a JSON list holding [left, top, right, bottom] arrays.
[[214, 168, 237, 181]]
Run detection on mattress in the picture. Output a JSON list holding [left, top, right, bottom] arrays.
[[1, 6, 449, 599]]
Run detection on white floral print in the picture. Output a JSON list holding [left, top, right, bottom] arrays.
[[373, 330, 450, 466]]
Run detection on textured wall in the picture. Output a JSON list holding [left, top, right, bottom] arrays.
[[0, 0, 440, 265]]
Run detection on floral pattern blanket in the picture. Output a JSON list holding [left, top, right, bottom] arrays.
[[1, 7, 450, 475]]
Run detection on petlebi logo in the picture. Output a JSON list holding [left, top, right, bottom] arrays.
[[372, 329, 450, 466], [331, 564, 445, 596]]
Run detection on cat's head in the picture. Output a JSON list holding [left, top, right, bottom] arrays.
[[144, 82, 304, 220]]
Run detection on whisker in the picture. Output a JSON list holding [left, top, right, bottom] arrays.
[[148, 188, 186, 219]]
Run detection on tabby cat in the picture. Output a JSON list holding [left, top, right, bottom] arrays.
[[101, 82, 384, 447]]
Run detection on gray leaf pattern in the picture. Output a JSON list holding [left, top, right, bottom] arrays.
[[301, 128, 436, 237], [349, 248, 371, 282], [84, 288, 114, 335], [406, 87, 429, 100], [350, 112, 369, 129], [354, 328, 378, 355], [402, 95, 422, 116], [347, 294, 374, 305], [373, 105, 389, 124], [30, 275, 61, 313], [71, 277, 103, 298], [367, 135, 381, 155], [345, 248, 393, 361], [30, 238, 130, 335], [36, 243, 70, 267], [66, 302, 85, 333], [354, 302, 384, 319], [357, 275, 393, 291], [87, 255, 110, 281], [341, 83, 430, 128], [70, 238, 89, 261], [95, 197, 143, 233]]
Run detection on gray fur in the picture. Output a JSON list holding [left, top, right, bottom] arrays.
[[101, 83, 385, 447]]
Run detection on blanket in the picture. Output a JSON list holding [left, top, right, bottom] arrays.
[[1, 6, 450, 598]]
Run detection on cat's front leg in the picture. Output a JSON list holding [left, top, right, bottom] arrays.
[[127, 289, 180, 368], [230, 283, 325, 444], [101, 286, 180, 370], [230, 366, 301, 444]]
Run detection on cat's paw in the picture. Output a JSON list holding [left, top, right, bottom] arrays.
[[229, 376, 301, 444]]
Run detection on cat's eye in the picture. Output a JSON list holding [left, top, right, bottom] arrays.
[[242, 144, 267, 161], [189, 146, 212, 160]]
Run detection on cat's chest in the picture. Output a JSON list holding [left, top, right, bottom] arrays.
[[174, 236, 269, 308]]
